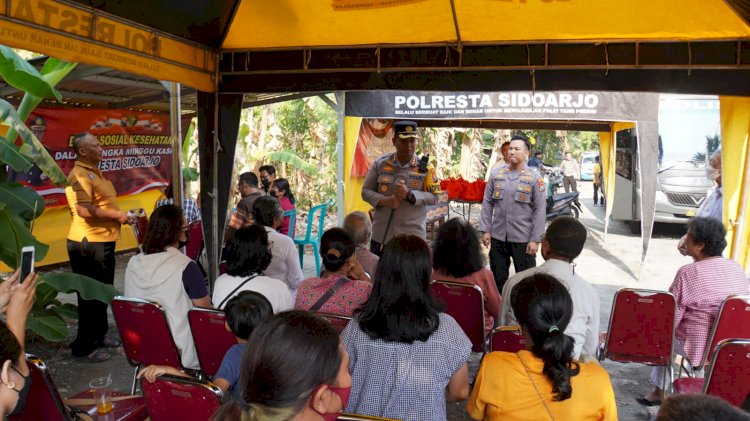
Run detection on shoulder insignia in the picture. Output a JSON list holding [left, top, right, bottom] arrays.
[[537, 179, 546, 192]]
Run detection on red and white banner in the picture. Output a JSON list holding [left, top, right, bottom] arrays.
[[8, 108, 173, 207]]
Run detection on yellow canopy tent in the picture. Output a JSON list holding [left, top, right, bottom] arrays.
[[2, 0, 750, 276]]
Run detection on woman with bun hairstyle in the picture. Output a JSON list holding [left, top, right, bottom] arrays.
[[468, 273, 616, 421], [294, 228, 372, 317], [212, 310, 351, 421]]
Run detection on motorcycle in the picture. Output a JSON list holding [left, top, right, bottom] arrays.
[[544, 167, 583, 220]]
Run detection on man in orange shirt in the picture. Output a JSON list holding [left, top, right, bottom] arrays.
[[66, 132, 131, 362]]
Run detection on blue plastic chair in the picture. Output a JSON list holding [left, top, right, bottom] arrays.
[[294, 202, 328, 276], [283, 209, 297, 239]]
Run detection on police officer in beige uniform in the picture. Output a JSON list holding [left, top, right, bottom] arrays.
[[479, 134, 546, 291], [362, 121, 440, 255]]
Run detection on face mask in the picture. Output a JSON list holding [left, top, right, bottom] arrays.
[[310, 385, 351, 421], [261, 179, 271, 188], [7, 366, 31, 417], [179, 229, 191, 248]]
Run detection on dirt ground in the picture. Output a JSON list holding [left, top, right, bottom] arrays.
[[24, 181, 690, 420]]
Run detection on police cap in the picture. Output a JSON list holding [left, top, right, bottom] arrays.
[[393, 121, 419, 139]]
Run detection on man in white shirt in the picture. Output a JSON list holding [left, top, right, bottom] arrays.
[[251, 196, 304, 294], [499, 216, 599, 360], [560, 152, 580, 193]]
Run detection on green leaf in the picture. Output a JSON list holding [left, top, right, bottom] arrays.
[[182, 167, 199, 182], [39, 58, 77, 87], [0, 207, 49, 268], [267, 150, 320, 176], [0, 98, 66, 185], [182, 120, 195, 167], [0, 46, 61, 100], [48, 303, 78, 320], [40, 272, 118, 304], [26, 312, 68, 341], [0, 134, 33, 172], [35, 282, 59, 307], [0, 181, 44, 221]]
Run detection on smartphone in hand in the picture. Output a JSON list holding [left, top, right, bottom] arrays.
[[19, 246, 35, 284]]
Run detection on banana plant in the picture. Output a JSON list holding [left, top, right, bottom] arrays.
[[0, 46, 116, 341], [268, 149, 320, 176]]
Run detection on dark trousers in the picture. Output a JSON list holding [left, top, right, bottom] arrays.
[[593, 183, 605, 205], [489, 238, 537, 292], [563, 176, 577, 193], [67, 239, 116, 357]]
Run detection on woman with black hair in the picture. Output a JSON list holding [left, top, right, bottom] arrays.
[[433, 218, 501, 332], [213, 225, 293, 312], [342, 235, 471, 421], [124, 204, 211, 369], [269, 178, 296, 236], [212, 310, 351, 421], [295, 228, 372, 317], [468, 273, 616, 420], [641, 216, 749, 406]]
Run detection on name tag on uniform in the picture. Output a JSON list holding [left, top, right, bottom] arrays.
[[377, 174, 394, 184]]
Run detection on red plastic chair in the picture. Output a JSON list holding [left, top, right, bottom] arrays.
[[188, 307, 239, 378], [673, 339, 750, 406], [489, 326, 526, 353], [599, 288, 676, 395], [337, 414, 401, 420], [9, 354, 147, 421], [689, 295, 750, 373], [140, 374, 223, 421], [185, 221, 204, 261], [431, 280, 487, 353], [112, 296, 184, 394], [316, 312, 353, 334]]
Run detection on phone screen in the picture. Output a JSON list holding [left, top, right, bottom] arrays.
[[19, 250, 34, 284]]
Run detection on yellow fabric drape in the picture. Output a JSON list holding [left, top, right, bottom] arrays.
[[599, 130, 615, 237], [720, 96, 750, 271], [343, 116, 370, 215]]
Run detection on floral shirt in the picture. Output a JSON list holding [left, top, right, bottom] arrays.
[[294, 275, 372, 317]]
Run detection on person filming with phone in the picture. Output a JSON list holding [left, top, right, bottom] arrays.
[[361, 121, 441, 256], [65, 132, 132, 363]]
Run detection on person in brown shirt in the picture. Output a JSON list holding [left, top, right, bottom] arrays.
[[65, 132, 131, 362]]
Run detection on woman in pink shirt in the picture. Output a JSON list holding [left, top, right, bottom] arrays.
[[641, 217, 750, 406], [433, 218, 501, 333], [295, 228, 372, 317], [270, 178, 296, 236]]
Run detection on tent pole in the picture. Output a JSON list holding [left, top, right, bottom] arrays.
[[335, 92, 345, 225], [168, 82, 183, 206]]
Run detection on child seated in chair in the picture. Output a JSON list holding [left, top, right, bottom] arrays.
[[138, 291, 273, 395]]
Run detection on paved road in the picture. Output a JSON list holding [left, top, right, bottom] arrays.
[[28, 180, 692, 420]]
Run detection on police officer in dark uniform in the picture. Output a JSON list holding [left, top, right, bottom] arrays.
[[362, 121, 440, 255], [479, 134, 546, 291]]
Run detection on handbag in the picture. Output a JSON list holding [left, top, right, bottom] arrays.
[[217, 274, 260, 309]]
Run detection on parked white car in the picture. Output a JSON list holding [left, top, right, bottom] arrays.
[[580, 152, 598, 181]]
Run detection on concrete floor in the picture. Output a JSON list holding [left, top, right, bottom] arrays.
[[26, 181, 693, 420]]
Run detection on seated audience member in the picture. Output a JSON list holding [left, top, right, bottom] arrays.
[[343, 211, 379, 277], [138, 291, 273, 396], [0, 270, 37, 417], [432, 218, 501, 333], [642, 216, 750, 406], [656, 394, 750, 421], [156, 180, 201, 223], [211, 310, 351, 421], [224, 172, 264, 241], [468, 274, 617, 421], [269, 178, 296, 236], [124, 205, 211, 370], [500, 216, 599, 360], [252, 196, 304, 294], [342, 235, 471, 421], [213, 225, 293, 312], [259, 164, 276, 195], [295, 228, 372, 317]]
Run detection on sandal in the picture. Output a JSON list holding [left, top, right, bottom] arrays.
[[75, 348, 111, 363], [102, 336, 122, 348]]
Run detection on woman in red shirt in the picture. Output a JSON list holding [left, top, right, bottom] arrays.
[[270, 178, 296, 236]]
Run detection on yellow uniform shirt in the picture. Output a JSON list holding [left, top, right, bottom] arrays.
[[65, 161, 122, 242], [593, 163, 602, 186], [468, 350, 617, 421]]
